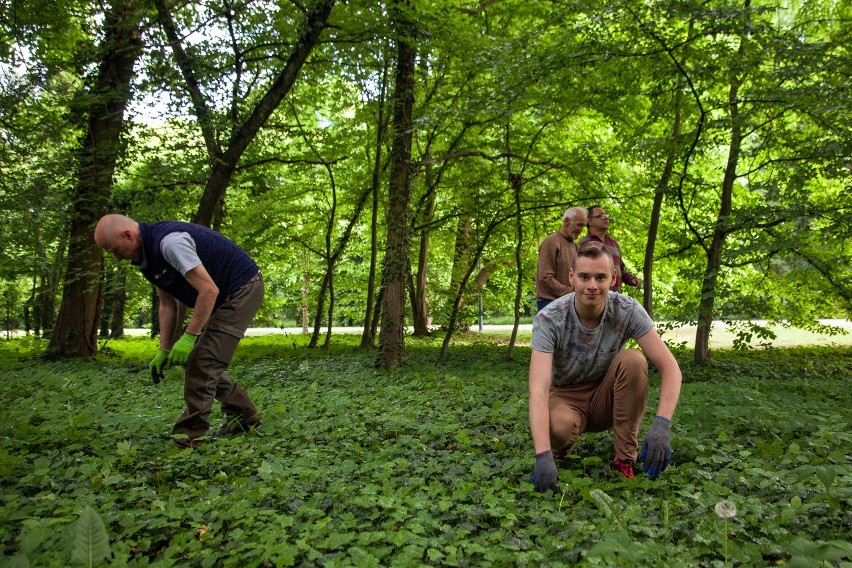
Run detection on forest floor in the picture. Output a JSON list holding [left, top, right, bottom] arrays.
[[1, 334, 850, 566]]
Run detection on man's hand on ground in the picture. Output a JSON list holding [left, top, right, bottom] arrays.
[[532, 450, 559, 492], [641, 416, 672, 477]]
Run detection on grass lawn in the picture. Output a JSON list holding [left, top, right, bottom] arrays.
[[0, 333, 850, 566]]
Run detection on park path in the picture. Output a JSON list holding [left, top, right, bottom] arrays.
[[115, 319, 852, 348]]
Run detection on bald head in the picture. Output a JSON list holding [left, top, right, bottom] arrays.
[[95, 214, 142, 262]]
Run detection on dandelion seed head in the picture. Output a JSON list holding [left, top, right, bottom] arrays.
[[714, 500, 737, 519]]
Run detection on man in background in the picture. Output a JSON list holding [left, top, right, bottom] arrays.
[[95, 214, 263, 448], [580, 205, 642, 294], [534, 206, 588, 311]]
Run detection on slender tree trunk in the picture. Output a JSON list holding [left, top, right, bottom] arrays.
[[506, 172, 524, 361], [440, 219, 500, 360], [368, 283, 384, 345], [695, 45, 745, 363], [33, 276, 42, 337], [301, 260, 310, 334], [47, 0, 144, 358], [26, 276, 36, 335], [309, 183, 373, 347], [310, 162, 338, 348], [100, 267, 114, 337], [643, 19, 693, 317], [361, 51, 390, 349], [310, 272, 330, 346], [412, 182, 436, 336], [643, 108, 680, 318], [447, 217, 473, 332], [40, 234, 66, 336], [361, 176, 380, 347], [376, 3, 416, 370], [323, 281, 334, 349]]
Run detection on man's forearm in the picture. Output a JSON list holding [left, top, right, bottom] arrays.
[[656, 368, 682, 420], [528, 350, 554, 453], [158, 302, 178, 349], [184, 287, 217, 336], [529, 393, 552, 453]]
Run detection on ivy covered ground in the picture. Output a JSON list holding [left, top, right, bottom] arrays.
[[1, 334, 850, 567]]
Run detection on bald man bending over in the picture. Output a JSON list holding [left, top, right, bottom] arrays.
[[95, 214, 263, 448]]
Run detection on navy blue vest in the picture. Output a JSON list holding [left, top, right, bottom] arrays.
[[136, 221, 259, 311]]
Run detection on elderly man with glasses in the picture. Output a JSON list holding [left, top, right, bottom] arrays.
[[579, 205, 642, 294]]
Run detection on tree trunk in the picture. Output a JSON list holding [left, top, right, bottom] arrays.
[[440, 218, 501, 360], [506, 172, 524, 361], [301, 258, 310, 334], [310, 182, 373, 347], [643, 19, 693, 317], [695, 44, 745, 363], [447, 217, 473, 332], [360, 176, 380, 347], [100, 267, 114, 337], [323, 280, 334, 349], [643, 108, 680, 318], [376, 4, 416, 370], [360, 51, 390, 349], [47, 0, 144, 358], [38, 234, 66, 337], [412, 182, 436, 337]]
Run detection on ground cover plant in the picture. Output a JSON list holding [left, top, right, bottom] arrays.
[[1, 334, 850, 567]]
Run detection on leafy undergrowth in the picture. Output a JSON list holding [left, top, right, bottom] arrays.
[[0, 335, 850, 567]]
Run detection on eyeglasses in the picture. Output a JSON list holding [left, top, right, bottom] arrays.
[[590, 214, 609, 220]]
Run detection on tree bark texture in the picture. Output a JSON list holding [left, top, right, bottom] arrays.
[[376, 8, 416, 370], [695, 55, 744, 363], [47, 0, 144, 358]]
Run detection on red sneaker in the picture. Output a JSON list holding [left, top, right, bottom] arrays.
[[610, 458, 635, 478]]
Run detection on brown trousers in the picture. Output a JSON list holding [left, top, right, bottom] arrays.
[[548, 349, 648, 461], [173, 273, 263, 446]]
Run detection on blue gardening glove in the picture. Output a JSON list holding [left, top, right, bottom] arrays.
[[641, 416, 673, 477], [149, 348, 170, 383], [166, 332, 198, 367], [532, 450, 560, 493]]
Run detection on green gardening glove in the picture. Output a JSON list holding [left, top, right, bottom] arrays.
[[149, 348, 170, 383], [166, 332, 198, 367]]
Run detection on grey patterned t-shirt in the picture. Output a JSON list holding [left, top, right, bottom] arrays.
[[531, 292, 654, 387]]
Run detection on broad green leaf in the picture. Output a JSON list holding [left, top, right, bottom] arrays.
[[71, 506, 111, 567]]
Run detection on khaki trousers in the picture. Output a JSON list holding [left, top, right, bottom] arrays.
[[548, 349, 648, 461], [173, 273, 263, 446]]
